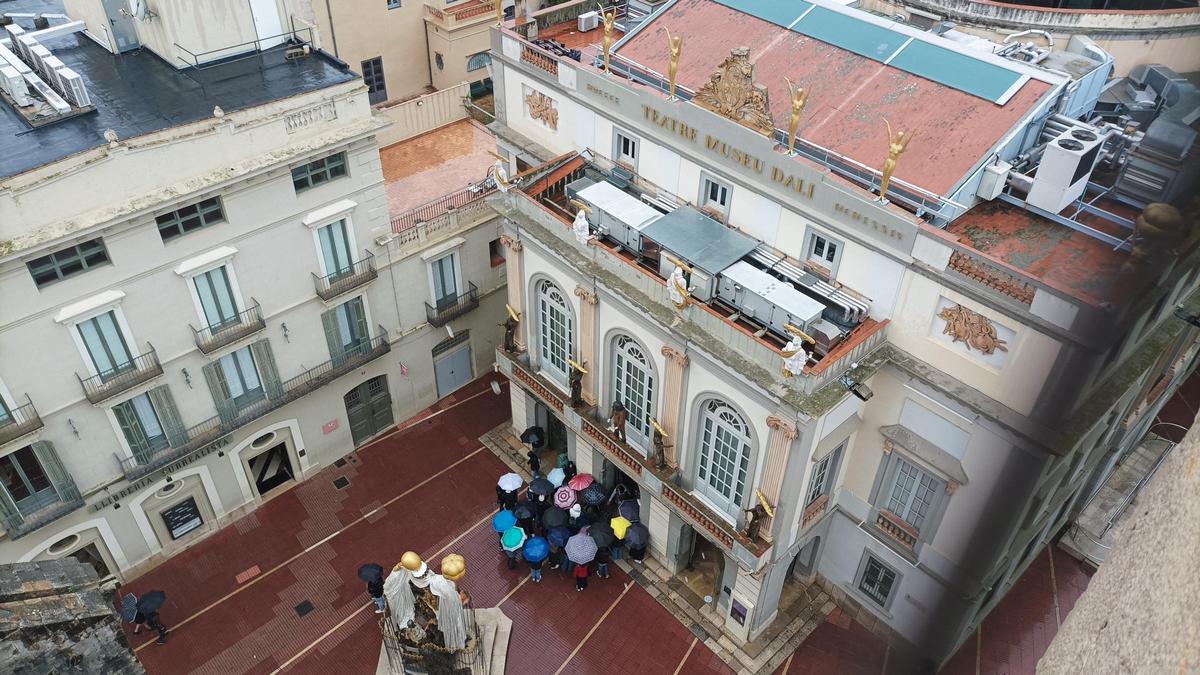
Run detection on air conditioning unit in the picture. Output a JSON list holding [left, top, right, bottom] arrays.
[[578, 11, 599, 32], [976, 160, 1012, 200], [1026, 125, 1104, 213], [57, 67, 90, 107], [0, 65, 31, 107]]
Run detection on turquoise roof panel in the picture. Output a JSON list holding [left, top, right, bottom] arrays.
[[710, 0, 812, 28], [888, 40, 1023, 103], [792, 6, 909, 62]]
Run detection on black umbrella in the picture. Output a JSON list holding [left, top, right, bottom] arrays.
[[580, 482, 607, 506], [542, 506, 568, 529], [528, 477, 554, 497], [136, 590, 166, 614], [618, 499, 640, 522], [520, 426, 546, 449], [626, 522, 649, 548], [588, 522, 616, 548], [513, 501, 536, 520], [357, 563, 384, 584]]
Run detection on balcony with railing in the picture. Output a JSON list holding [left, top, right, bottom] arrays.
[[116, 328, 391, 481], [425, 0, 495, 29], [0, 442, 83, 540], [875, 509, 918, 550], [426, 282, 480, 327], [76, 345, 164, 404], [0, 396, 44, 447], [191, 301, 267, 355], [313, 252, 378, 302]]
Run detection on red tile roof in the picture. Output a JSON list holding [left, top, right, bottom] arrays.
[[615, 0, 1054, 196]]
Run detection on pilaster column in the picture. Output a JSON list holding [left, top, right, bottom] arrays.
[[574, 286, 598, 405], [500, 234, 525, 350], [659, 346, 690, 468], [760, 415, 799, 541]]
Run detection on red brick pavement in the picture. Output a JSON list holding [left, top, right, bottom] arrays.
[[122, 374, 724, 674]]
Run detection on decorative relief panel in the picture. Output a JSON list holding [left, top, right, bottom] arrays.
[[523, 86, 558, 130], [930, 297, 1014, 368]]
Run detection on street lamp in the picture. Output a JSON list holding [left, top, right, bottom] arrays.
[[838, 362, 874, 402]]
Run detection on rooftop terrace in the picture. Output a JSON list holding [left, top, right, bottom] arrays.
[[380, 119, 497, 216], [0, 16, 357, 179]]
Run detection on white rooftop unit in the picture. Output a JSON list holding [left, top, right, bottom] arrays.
[[56, 67, 90, 107], [1026, 125, 1104, 213], [578, 11, 600, 32], [572, 179, 663, 251], [0, 65, 31, 107], [717, 261, 827, 337]]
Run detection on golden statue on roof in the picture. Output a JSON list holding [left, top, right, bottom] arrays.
[[666, 28, 683, 99], [598, 4, 618, 74], [784, 78, 809, 156], [879, 119, 915, 203], [692, 47, 773, 137]]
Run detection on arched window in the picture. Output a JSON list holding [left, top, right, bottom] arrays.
[[537, 280, 572, 380], [696, 399, 752, 515], [611, 335, 655, 448], [467, 52, 491, 72]]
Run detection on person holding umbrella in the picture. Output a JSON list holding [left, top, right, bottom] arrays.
[[563, 460, 577, 483], [131, 590, 169, 645], [497, 472, 523, 510], [501, 526, 526, 570], [358, 563, 386, 614], [513, 500, 537, 537], [523, 536, 549, 583], [573, 560, 590, 591], [626, 522, 650, 564], [566, 530, 598, 590]]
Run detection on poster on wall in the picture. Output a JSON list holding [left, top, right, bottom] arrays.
[[162, 497, 204, 540]]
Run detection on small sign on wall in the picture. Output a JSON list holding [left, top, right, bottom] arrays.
[[400, 362, 409, 378], [323, 419, 339, 435]]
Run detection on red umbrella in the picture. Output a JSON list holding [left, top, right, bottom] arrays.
[[567, 473, 594, 491]]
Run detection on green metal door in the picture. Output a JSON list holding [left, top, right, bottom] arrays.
[[344, 375, 393, 446]]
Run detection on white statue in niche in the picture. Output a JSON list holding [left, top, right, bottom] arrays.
[[573, 209, 592, 246], [668, 265, 692, 309]]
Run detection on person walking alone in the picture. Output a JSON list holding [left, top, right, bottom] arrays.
[[574, 561, 590, 591], [358, 563, 387, 615], [133, 610, 169, 645]]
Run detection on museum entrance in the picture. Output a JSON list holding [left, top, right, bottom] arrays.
[[248, 441, 294, 497], [533, 401, 568, 468], [677, 526, 726, 610]]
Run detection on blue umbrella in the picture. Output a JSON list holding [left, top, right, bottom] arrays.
[[120, 593, 138, 622], [492, 509, 517, 533], [523, 536, 549, 563], [547, 467, 566, 488], [547, 526, 571, 547]]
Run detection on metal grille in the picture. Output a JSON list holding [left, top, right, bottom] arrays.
[[858, 556, 896, 607]]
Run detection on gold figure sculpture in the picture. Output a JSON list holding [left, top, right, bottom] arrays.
[[879, 119, 915, 203], [666, 28, 683, 99], [524, 89, 558, 130], [692, 47, 774, 136], [599, 4, 617, 74], [780, 323, 815, 377], [938, 304, 1009, 356], [495, 0, 502, 25], [784, 77, 809, 156]]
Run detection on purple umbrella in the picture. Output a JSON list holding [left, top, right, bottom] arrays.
[[618, 499, 640, 522], [554, 486, 577, 509], [565, 531, 598, 564], [625, 522, 649, 548]]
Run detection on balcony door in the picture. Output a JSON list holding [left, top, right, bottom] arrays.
[[0, 446, 56, 515], [430, 253, 459, 310], [113, 394, 170, 465], [77, 311, 133, 380], [194, 266, 240, 331], [318, 219, 354, 280]]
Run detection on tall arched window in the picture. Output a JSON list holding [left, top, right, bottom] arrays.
[[537, 280, 572, 380], [696, 399, 752, 515], [611, 335, 655, 449], [466, 52, 491, 72]]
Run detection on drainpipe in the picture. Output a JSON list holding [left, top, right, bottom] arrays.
[[323, 0, 340, 57]]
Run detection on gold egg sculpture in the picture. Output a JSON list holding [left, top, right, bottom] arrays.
[[441, 554, 466, 582]]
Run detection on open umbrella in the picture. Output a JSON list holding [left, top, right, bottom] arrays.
[[565, 531, 598, 564], [567, 473, 595, 491], [580, 482, 607, 506], [588, 522, 616, 548], [520, 426, 546, 449], [513, 501, 536, 520], [546, 467, 566, 488], [542, 506, 568, 529], [610, 516, 632, 539], [120, 593, 138, 622], [523, 536, 549, 564], [553, 486, 577, 509], [626, 522, 649, 548], [492, 509, 517, 533], [497, 472, 523, 492], [528, 477, 554, 497], [618, 499, 640, 522], [547, 525, 571, 547], [501, 526, 527, 552], [357, 563, 384, 584], [136, 590, 166, 615]]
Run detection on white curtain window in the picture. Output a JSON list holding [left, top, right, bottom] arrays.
[[335, 297, 369, 351], [77, 311, 133, 376], [696, 399, 752, 515], [318, 219, 354, 278], [193, 266, 239, 329], [219, 346, 262, 404], [886, 457, 938, 530], [537, 280, 572, 379], [431, 254, 459, 307], [130, 394, 165, 441], [612, 335, 654, 448]]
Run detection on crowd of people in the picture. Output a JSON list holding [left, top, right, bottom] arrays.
[[492, 451, 650, 593]]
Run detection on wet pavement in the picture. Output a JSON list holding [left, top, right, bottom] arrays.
[[118, 374, 730, 674]]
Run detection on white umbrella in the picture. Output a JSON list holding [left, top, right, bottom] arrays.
[[546, 467, 566, 488], [497, 472, 523, 492]]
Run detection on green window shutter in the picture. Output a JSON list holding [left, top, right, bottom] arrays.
[[321, 309, 343, 366], [251, 340, 284, 400], [148, 385, 188, 448], [0, 486, 21, 529], [202, 362, 237, 423], [352, 300, 369, 355], [113, 402, 151, 465], [30, 441, 79, 503]]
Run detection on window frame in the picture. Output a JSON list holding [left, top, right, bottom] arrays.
[[535, 279, 573, 384], [26, 238, 110, 288], [695, 398, 754, 519], [804, 228, 844, 276], [854, 551, 901, 610], [613, 129, 639, 170], [333, 295, 371, 355], [387, 0, 401, 8], [806, 442, 844, 507], [698, 172, 732, 219], [111, 392, 170, 459], [68, 306, 139, 379], [315, 218, 358, 280], [0, 444, 56, 514], [610, 334, 656, 451], [361, 57, 387, 105], [155, 197, 225, 242], [292, 152, 348, 193], [869, 449, 952, 551], [428, 251, 463, 309], [466, 52, 491, 72], [218, 345, 265, 408], [183, 259, 246, 334]]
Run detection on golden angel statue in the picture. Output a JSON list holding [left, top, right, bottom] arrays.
[[666, 29, 683, 99], [784, 77, 809, 156], [880, 119, 915, 203], [599, 4, 617, 74]]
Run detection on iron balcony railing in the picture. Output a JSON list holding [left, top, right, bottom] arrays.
[[191, 300, 267, 354], [426, 282, 479, 327], [0, 396, 44, 447], [76, 345, 164, 404], [390, 186, 493, 233], [0, 443, 83, 540], [117, 328, 391, 481], [313, 251, 377, 302]]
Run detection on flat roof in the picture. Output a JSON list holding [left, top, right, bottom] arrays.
[[379, 119, 497, 215], [1, 18, 358, 179], [640, 206, 759, 273], [615, 0, 1055, 196]]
